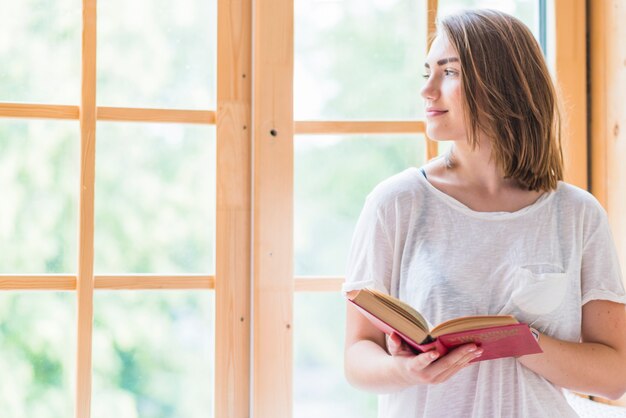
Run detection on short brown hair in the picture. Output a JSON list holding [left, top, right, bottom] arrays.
[[439, 9, 563, 191]]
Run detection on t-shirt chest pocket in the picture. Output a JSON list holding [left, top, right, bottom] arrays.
[[510, 264, 569, 315]]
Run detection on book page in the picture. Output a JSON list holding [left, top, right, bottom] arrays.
[[368, 288, 429, 331], [431, 315, 518, 337]]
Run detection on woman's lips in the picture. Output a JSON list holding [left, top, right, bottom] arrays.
[[426, 110, 448, 117]]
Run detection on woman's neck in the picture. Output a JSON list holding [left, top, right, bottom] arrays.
[[445, 141, 520, 195]]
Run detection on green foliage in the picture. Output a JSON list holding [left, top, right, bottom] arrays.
[[295, 0, 426, 120], [295, 293, 376, 417], [97, 0, 216, 109], [91, 292, 214, 418], [0, 0, 80, 103], [295, 136, 423, 276], [0, 120, 78, 274], [93, 123, 215, 274], [0, 293, 74, 418]]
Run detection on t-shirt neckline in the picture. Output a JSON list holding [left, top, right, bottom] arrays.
[[411, 167, 558, 220]]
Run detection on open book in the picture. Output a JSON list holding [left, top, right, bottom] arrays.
[[347, 288, 542, 362]]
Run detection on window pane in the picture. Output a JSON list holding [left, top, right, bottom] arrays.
[[438, 0, 539, 36], [295, 0, 427, 120], [0, 120, 78, 274], [94, 123, 215, 274], [294, 292, 376, 418], [0, 292, 75, 417], [438, 139, 453, 157], [97, 0, 217, 109], [0, 0, 81, 104], [92, 291, 214, 418], [295, 135, 424, 276]]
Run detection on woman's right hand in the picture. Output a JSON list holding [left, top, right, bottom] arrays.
[[386, 332, 483, 385]]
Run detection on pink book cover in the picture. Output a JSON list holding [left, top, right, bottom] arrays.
[[349, 301, 542, 362]]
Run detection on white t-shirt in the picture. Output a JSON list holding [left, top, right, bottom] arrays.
[[343, 167, 626, 418]]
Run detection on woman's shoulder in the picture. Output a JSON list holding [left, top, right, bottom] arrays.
[[554, 181, 607, 217], [365, 167, 426, 209]]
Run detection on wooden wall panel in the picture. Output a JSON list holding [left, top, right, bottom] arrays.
[[554, 0, 587, 189], [590, 0, 626, 406], [252, 0, 294, 416], [591, 1, 626, 286]]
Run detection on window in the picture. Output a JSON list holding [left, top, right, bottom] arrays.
[[0, 0, 231, 417]]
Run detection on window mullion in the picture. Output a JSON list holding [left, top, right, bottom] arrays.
[[215, 0, 253, 417], [76, 0, 97, 417]]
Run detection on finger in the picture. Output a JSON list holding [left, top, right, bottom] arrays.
[[421, 344, 479, 377], [434, 349, 482, 383], [432, 348, 483, 383], [387, 333, 414, 356], [385, 333, 399, 354], [406, 349, 441, 373]]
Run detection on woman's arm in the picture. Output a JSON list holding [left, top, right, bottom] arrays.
[[518, 300, 626, 400], [344, 301, 484, 393]]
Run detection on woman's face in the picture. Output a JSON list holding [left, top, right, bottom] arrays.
[[420, 35, 467, 142]]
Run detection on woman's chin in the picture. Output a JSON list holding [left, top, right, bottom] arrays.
[[425, 128, 460, 142], [425, 130, 447, 141]]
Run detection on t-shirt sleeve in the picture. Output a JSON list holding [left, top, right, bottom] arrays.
[[342, 192, 394, 295], [581, 203, 626, 306]]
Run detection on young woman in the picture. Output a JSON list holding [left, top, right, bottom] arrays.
[[343, 9, 626, 417]]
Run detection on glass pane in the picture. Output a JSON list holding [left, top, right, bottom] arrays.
[[0, 292, 75, 417], [97, 0, 217, 109], [0, 120, 78, 273], [294, 292, 376, 418], [438, 139, 453, 156], [295, 135, 424, 276], [92, 291, 214, 418], [295, 0, 427, 120], [0, 0, 81, 104], [438, 0, 539, 36], [94, 123, 215, 274]]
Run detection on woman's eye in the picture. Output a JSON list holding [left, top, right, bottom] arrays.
[[421, 73, 430, 79], [444, 69, 457, 76]]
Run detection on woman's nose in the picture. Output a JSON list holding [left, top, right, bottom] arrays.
[[420, 77, 438, 101]]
